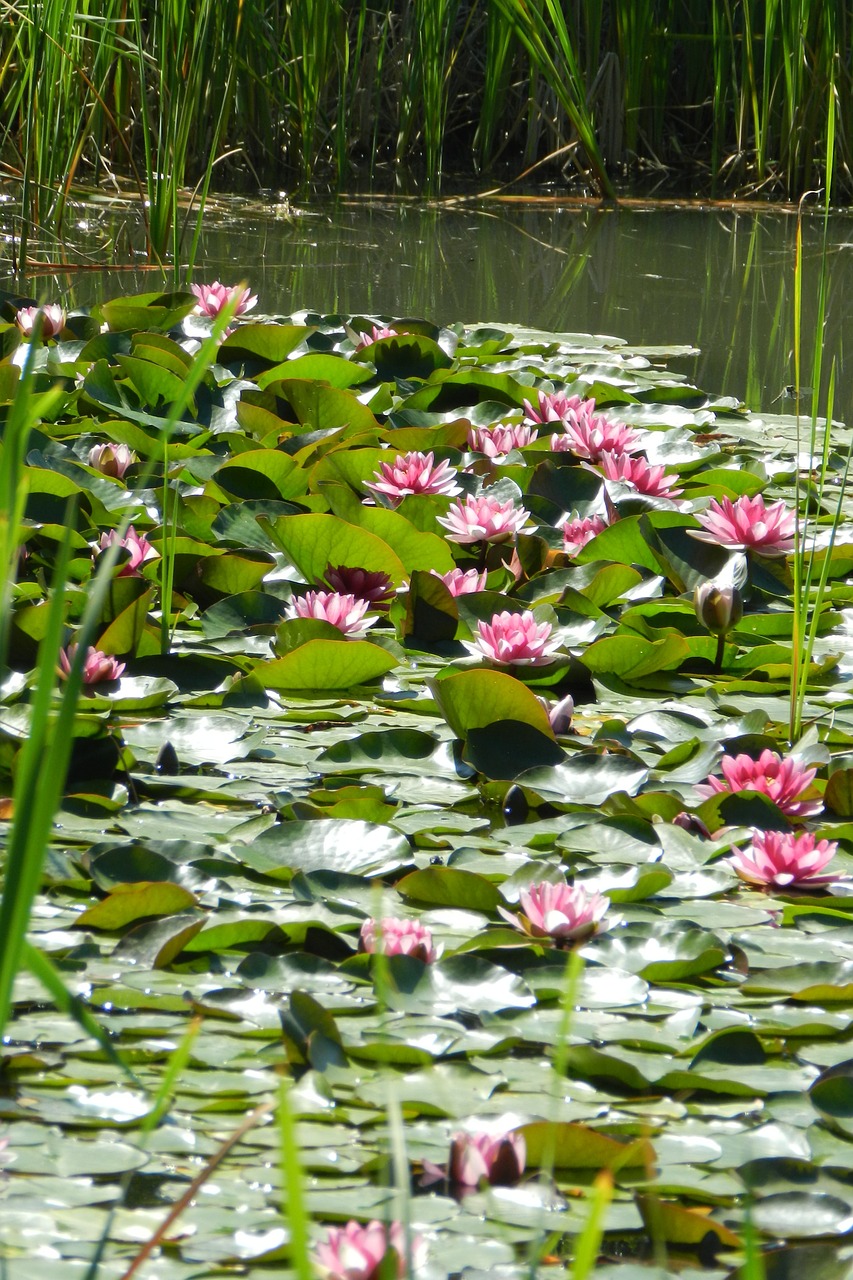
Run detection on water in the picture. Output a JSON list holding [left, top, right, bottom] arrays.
[[6, 197, 853, 422]]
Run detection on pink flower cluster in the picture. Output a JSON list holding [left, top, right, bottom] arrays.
[[501, 880, 609, 943], [698, 749, 821, 818], [527, 389, 679, 499], [365, 451, 460, 506], [729, 829, 837, 887], [360, 917, 438, 963], [289, 590, 376, 637], [469, 610, 560, 666], [692, 493, 796, 555]]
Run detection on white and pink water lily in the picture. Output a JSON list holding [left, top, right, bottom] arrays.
[[289, 590, 376, 636], [551, 414, 641, 462], [431, 566, 489, 596], [691, 492, 796, 555], [468, 610, 560, 666], [438, 493, 531, 543], [98, 527, 159, 577], [59, 645, 125, 686], [467, 422, 538, 458], [522, 389, 587, 425], [88, 443, 137, 479], [365, 450, 460, 506], [16, 303, 66, 339], [729, 829, 838, 887], [561, 513, 608, 555], [359, 917, 439, 963], [191, 281, 257, 319], [599, 451, 683, 498], [313, 1219, 425, 1280], [697, 748, 821, 818], [449, 1128, 526, 1187], [501, 881, 610, 943], [355, 324, 399, 349]]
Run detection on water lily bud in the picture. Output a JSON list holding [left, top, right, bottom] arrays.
[[694, 581, 743, 636], [540, 692, 574, 735]]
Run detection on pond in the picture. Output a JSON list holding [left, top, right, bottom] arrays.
[[10, 197, 853, 424], [4, 199, 853, 1278]]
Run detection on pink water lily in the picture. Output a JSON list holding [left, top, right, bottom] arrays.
[[313, 1219, 424, 1280], [365, 450, 460, 506], [729, 829, 838, 887], [289, 590, 375, 636], [551, 415, 641, 462], [98, 527, 159, 577], [467, 422, 538, 458], [469, 610, 560, 666], [323, 566, 396, 607], [360, 917, 438, 963], [16, 304, 66, 339], [88, 443, 137, 479], [59, 645, 125, 685], [449, 1129, 526, 1187], [501, 880, 610, 943], [522, 389, 587, 425], [190, 281, 257, 319], [691, 493, 796, 555], [431, 566, 488, 596], [438, 493, 531, 543], [561, 514, 607, 555], [599, 451, 683, 498], [697, 749, 821, 818]]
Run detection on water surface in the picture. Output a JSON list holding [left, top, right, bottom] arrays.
[[7, 198, 853, 422]]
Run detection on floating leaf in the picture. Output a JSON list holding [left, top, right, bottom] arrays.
[[74, 882, 197, 929], [255, 639, 399, 689]]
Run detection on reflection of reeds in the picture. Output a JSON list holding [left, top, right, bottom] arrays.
[[2, 1, 851, 260]]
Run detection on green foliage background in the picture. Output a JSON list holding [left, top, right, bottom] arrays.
[[1, 0, 848, 219]]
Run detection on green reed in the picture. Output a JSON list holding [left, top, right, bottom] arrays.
[[129, 0, 242, 267], [3, 0, 851, 236], [2, 0, 127, 264], [279, 0, 345, 185], [0, 317, 225, 1038], [789, 77, 841, 744]]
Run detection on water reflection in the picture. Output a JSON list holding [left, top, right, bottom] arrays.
[[4, 199, 853, 422]]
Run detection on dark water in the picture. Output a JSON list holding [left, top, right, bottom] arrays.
[[6, 197, 853, 422]]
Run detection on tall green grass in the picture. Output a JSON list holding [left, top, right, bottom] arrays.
[[788, 77, 843, 744], [2, 0, 849, 258]]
